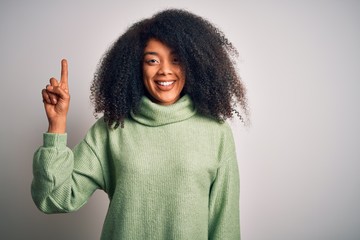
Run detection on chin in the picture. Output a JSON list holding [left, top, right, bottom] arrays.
[[155, 95, 179, 105]]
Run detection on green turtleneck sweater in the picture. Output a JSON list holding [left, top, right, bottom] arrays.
[[31, 95, 240, 240]]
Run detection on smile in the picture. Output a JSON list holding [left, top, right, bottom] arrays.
[[156, 81, 175, 86]]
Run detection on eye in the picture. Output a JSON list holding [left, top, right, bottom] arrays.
[[172, 56, 180, 65], [145, 58, 159, 65]]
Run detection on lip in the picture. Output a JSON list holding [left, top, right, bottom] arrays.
[[155, 80, 176, 90]]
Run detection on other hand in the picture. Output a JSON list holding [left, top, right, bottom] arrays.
[[42, 59, 70, 133]]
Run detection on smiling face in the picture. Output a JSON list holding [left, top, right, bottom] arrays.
[[142, 39, 186, 106]]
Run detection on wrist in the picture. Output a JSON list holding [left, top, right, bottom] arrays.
[[48, 118, 67, 133]]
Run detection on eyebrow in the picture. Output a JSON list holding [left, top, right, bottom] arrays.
[[143, 51, 176, 56], [143, 51, 158, 56]]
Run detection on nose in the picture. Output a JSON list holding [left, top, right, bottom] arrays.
[[157, 61, 173, 75]]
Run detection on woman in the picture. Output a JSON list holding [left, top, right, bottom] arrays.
[[32, 9, 248, 240]]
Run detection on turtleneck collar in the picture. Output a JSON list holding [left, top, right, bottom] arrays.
[[130, 94, 197, 127]]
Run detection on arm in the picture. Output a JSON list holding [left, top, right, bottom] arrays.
[[32, 59, 106, 213], [31, 130, 107, 213], [208, 126, 240, 240]]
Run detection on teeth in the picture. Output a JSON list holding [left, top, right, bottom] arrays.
[[157, 81, 174, 86]]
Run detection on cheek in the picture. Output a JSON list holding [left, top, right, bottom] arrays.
[[178, 70, 186, 85], [142, 67, 151, 84], [142, 65, 148, 79], [174, 67, 185, 80], [143, 66, 156, 80]]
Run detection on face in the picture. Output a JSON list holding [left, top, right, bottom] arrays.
[[142, 39, 185, 106]]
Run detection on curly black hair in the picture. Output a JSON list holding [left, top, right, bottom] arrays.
[[91, 8, 249, 128]]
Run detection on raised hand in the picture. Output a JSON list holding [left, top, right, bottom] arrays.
[[42, 59, 70, 133]]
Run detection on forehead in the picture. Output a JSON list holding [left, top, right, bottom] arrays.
[[144, 39, 175, 54]]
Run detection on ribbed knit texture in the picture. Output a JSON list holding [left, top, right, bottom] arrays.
[[31, 94, 240, 240]]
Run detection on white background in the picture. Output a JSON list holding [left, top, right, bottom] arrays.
[[1, 0, 359, 239]]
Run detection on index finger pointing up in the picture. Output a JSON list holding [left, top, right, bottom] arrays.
[[60, 59, 68, 90]]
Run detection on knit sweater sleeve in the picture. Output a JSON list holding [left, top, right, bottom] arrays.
[[208, 124, 240, 240], [31, 121, 109, 213]]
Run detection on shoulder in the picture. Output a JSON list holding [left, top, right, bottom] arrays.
[[190, 115, 237, 166], [84, 117, 109, 146], [194, 114, 235, 150], [190, 113, 234, 135], [88, 117, 108, 133], [186, 113, 235, 150]]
